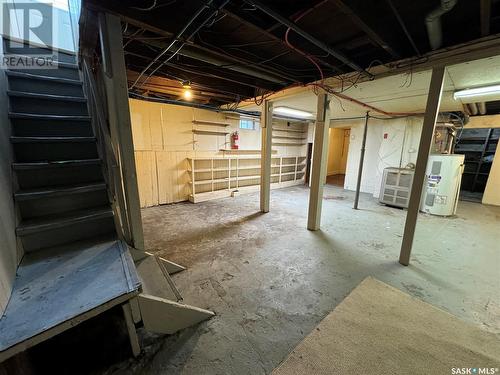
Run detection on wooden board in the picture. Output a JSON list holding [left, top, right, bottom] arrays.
[[0, 239, 140, 361]]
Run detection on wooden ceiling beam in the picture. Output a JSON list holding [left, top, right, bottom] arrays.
[[221, 8, 344, 74], [329, 0, 400, 59], [480, 0, 492, 36]]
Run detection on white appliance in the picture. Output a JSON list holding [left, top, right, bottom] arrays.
[[379, 167, 415, 208], [420, 154, 464, 216]]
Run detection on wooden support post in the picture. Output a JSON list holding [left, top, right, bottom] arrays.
[[122, 302, 141, 357], [307, 92, 330, 231], [260, 100, 273, 213], [99, 13, 145, 251], [399, 66, 446, 266], [353, 112, 369, 209]]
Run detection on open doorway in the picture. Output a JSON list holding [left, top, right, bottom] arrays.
[[326, 128, 350, 187], [456, 127, 500, 202]]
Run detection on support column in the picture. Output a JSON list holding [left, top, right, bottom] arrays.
[[307, 92, 330, 230], [353, 112, 369, 209], [399, 66, 446, 266], [99, 13, 145, 250], [260, 100, 273, 212]]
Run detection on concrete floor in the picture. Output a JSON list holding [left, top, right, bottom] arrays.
[[115, 184, 500, 375]]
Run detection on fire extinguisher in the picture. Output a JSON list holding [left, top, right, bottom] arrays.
[[231, 131, 239, 149]]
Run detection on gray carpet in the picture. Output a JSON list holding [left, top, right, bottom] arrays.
[[272, 277, 500, 375]]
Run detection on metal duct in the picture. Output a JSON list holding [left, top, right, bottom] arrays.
[[477, 102, 487, 115], [426, 0, 458, 50], [467, 102, 478, 115]]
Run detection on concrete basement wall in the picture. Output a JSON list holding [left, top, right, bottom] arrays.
[[335, 114, 500, 205], [129, 98, 309, 207], [331, 116, 424, 197]]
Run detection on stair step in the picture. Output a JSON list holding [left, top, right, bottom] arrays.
[[12, 159, 101, 170], [16, 207, 113, 236], [6, 71, 84, 97], [8, 91, 86, 102], [11, 136, 95, 143], [6, 70, 82, 85], [15, 182, 107, 201], [8, 92, 89, 116], [9, 112, 91, 121]]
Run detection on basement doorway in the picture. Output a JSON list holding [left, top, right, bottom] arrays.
[[456, 127, 499, 203], [326, 128, 350, 187]]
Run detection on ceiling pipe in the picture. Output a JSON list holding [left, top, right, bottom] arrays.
[[426, 0, 457, 50], [477, 102, 487, 115], [245, 0, 373, 78], [467, 102, 479, 115]]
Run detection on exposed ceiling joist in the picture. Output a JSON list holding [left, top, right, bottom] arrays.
[[480, 0, 492, 36], [245, 0, 373, 78], [221, 8, 344, 74], [85, 0, 297, 86], [329, 0, 400, 59]]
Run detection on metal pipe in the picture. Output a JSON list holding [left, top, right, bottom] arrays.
[[468, 102, 479, 115], [130, 0, 214, 89], [478, 102, 487, 115], [425, 0, 457, 50], [353, 112, 369, 209], [246, 0, 373, 78]]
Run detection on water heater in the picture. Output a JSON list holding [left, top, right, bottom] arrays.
[[420, 154, 464, 216]]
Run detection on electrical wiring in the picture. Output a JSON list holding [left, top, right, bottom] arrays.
[[131, 0, 177, 11]]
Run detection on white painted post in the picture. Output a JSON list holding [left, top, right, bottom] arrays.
[[307, 92, 330, 231], [99, 13, 145, 250], [399, 66, 446, 266], [260, 100, 273, 212]]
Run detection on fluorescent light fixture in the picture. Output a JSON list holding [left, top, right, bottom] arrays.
[[274, 106, 314, 119], [454, 84, 500, 100]]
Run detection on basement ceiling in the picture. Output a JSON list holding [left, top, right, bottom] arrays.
[[240, 55, 500, 118], [85, 0, 500, 106]]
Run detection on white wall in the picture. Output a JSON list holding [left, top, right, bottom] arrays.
[[332, 116, 424, 197]]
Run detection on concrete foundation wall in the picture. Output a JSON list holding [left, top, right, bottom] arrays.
[[332, 117, 423, 197]]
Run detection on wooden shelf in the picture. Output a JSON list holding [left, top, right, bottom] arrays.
[[188, 156, 307, 202], [272, 142, 307, 146], [192, 120, 230, 127], [193, 129, 230, 136], [273, 135, 307, 140], [219, 149, 278, 154], [272, 127, 307, 133]]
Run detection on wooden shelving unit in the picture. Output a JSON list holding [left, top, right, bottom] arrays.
[[272, 123, 308, 147], [187, 156, 307, 203]]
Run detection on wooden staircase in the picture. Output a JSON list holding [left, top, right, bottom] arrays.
[[7, 54, 116, 252], [0, 38, 214, 364]]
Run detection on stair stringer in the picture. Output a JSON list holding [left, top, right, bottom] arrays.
[[129, 249, 214, 335]]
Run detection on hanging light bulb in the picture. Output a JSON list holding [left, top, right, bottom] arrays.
[[182, 81, 192, 100]]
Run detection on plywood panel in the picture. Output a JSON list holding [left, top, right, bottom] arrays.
[[129, 99, 152, 151], [129, 99, 309, 207], [135, 151, 158, 207], [483, 141, 500, 206], [156, 151, 174, 205]]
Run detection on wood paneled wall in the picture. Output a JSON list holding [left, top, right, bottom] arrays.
[[130, 99, 309, 207]]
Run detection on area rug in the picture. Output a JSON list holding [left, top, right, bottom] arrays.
[[272, 277, 500, 375]]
